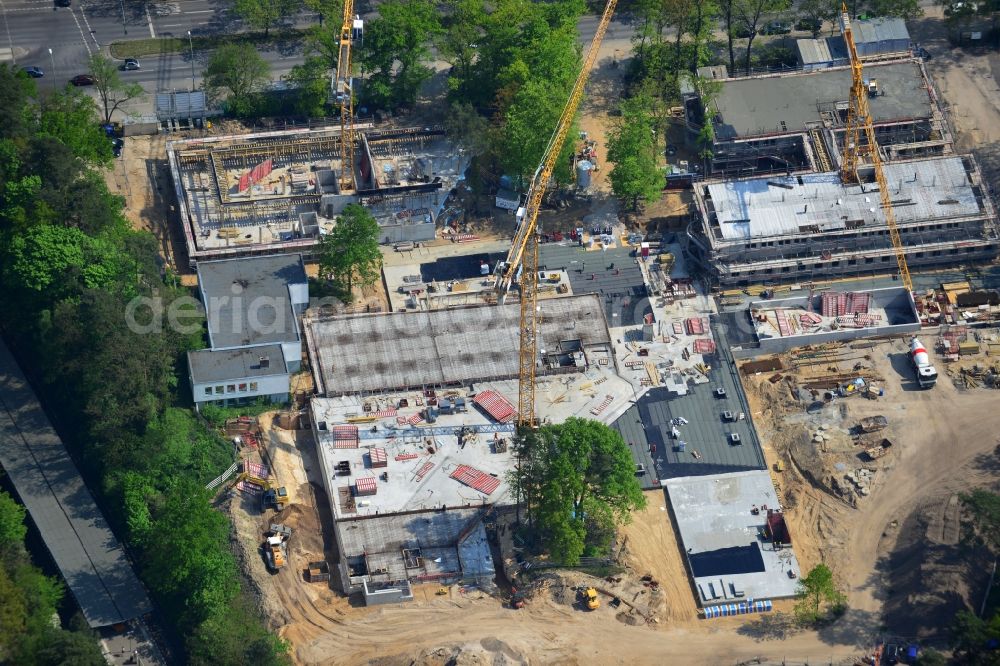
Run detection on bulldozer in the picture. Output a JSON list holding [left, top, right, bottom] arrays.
[[584, 587, 600, 610], [262, 486, 288, 511]]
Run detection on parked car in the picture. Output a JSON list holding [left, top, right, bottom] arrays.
[[20, 66, 44, 78], [119, 58, 140, 71], [915, 46, 932, 59], [111, 138, 124, 158], [884, 643, 900, 665], [70, 74, 95, 86], [54, 0, 71, 6], [762, 21, 792, 34], [795, 17, 822, 33]]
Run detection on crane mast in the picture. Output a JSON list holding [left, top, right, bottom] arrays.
[[839, 5, 913, 292], [495, 0, 619, 427], [334, 0, 356, 192]]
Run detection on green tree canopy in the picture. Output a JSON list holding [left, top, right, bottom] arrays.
[[607, 94, 663, 210], [510, 418, 646, 565], [794, 563, 845, 624], [233, 0, 301, 36], [203, 43, 271, 117], [360, 0, 441, 109], [318, 203, 382, 298]]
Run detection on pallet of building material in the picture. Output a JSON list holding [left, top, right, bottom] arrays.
[[414, 462, 434, 481], [959, 341, 981, 355], [590, 394, 614, 415], [775, 310, 791, 337], [692, 338, 716, 354], [685, 317, 705, 335], [799, 311, 823, 326], [395, 453, 418, 461], [672, 321, 684, 335], [645, 362, 660, 387], [331, 425, 360, 448], [449, 464, 501, 495], [452, 233, 479, 243], [625, 360, 645, 369], [845, 292, 870, 314], [740, 357, 784, 375], [473, 390, 517, 423], [371, 408, 398, 418], [407, 413, 424, 425]]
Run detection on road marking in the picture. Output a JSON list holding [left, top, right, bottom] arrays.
[[77, 5, 99, 49], [184, 9, 214, 13], [145, 3, 155, 37], [68, 7, 93, 54]]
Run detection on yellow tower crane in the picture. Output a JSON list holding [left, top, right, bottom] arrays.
[[333, 0, 357, 192], [494, 0, 619, 427], [839, 4, 913, 292]]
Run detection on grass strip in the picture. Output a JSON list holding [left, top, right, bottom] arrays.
[[109, 29, 306, 59]]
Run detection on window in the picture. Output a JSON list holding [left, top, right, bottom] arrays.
[[249, 382, 259, 391], [204, 387, 212, 396], [215, 385, 224, 395], [239, 383, 248, 392], [227, 384, 236, 393]]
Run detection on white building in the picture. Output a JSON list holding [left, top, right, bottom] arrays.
[[188, 254, 308, 409]]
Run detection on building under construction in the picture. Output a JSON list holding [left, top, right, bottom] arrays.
[[687, 48, 999, 287], [166, 125, 468, 267]]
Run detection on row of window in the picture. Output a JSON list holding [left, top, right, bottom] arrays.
[[204, 382, 259, 397], [728, 246, 981, 277], [738, 222, 965, 250]]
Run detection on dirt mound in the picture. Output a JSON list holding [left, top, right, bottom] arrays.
[[376, 641, 530, 666]]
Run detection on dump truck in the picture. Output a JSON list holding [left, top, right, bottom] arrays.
[[584, 587, 600, 610], [857, 415, 888, 433], [264, 535, 287, 572]]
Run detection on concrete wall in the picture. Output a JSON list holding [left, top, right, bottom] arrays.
[[192, 373, 290, 406], [749, 287, 920, 354], [362, 580, 414, 605]]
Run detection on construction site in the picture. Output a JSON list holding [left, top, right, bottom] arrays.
[[166, 125, 468, 267], [685, 16, 1000, 288]]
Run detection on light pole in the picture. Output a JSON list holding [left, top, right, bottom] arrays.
[[120, 0, 127, 34], [47, 48, 55, 80], [187, 31, 196, 91]]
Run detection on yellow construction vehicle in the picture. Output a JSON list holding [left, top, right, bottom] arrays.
[[493, 0, 619, 426], [584, 587, 600, 610]]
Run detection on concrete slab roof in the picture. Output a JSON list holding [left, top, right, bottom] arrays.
[[198, 254, 306, 349], [187, 344, 288, 383], [854, 16, 909, 46], [705, 157, 981, 241], [540, 244, 651, 327], [312, 390, 517, 520], [665, 471, 802, 603], [307, 294, 611, 395], [0, 342, 152, 628], [796, 37, 848, 65], [709, 60, 931, 140]]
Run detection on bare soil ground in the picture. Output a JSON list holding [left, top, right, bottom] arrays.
[[742, 337, 1000, 640]]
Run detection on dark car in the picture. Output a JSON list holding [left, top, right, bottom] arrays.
[[21, 66, 44, 78], [54, 0, 71, 6], [884, 643, 900, 665], [915, 46, 932, 59], [795, 17, 822, 33], [111, 138, 124, 158], [70, 74, 95, 86], [763, 21, 792, 34], [119, 58, 140, 71]]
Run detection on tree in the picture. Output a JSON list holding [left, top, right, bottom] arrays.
[[735, 0, 791, 75], [285, 57, 332, 117], [0, 491, 27, 557], [961, 489, 1000, 550], [498, 78, 577, 188], [510, 418, 646, 565], [794, 563, 845, 624], [37, 89, 112, 167], [303, 0, 341, 25], [233, 0, 301, 36], [359, 0, 441, 109], [317, 204, 382, 297], [203, 44, 271, 117], [606, 94, 662, 210], [444, 102, 489, 156], [437, 0, 486, 100], [87, 54, 144, 124]]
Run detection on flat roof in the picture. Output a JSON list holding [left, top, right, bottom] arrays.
[[705, 157, 981, 241], [710, 60, 931, 140], [307, 294, 611, 395], [198, 254, 305, 349], [188, 344, 288, 383], [540, 244, 651, 327], [854, 17, 909, 46], [0, 341, 152, 627], [312, 390, 517, 520], [666, 471, 803, 603], [796, 37, 848, 65]]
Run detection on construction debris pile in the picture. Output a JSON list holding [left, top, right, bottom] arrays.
[[914, 281, 1000, 327]]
